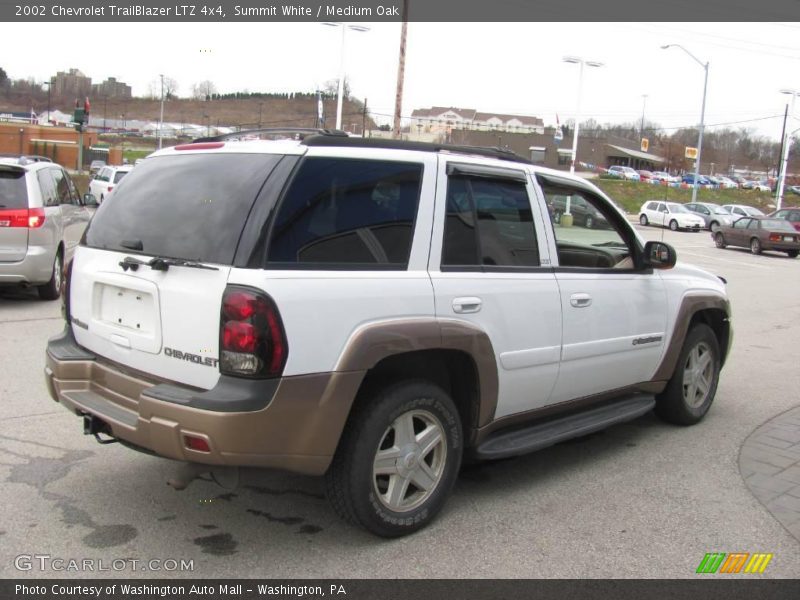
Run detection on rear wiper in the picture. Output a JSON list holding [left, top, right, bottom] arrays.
[[148, 257, 219, 271], [119, 255, 218, 272]]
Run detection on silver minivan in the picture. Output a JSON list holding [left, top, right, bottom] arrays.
[[0, 156, 95, 300]]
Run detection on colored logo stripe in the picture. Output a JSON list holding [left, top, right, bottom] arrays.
[[697, 553, 726, 574], [744, 554, 773, 574], [720, 553, 749, 574]]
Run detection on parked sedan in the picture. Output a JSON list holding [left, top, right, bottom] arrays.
[[713, 217, 800, 257], [684, 202, 734, 231], [768, 207, 800, 232], [549, 194, 610, 229], [715, 176, 738, 189], [722, 204, 765, 218], [608, 165, 641, 181], [741, 180, 770, 192], [89, 165, 133, 203], [639, 200, 706, 231], [681, 174, 713, 186]]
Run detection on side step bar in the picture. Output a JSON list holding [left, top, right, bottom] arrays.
[[475, 394, 655, 460]]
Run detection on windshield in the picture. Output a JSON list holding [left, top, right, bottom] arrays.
[[744, 206, 765, 216], [667, 203, 689, 213], [84, 153, 283, 264], [710, 205, 729, 215]]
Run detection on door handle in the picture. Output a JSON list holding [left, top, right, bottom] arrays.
[[452, 297, 482, 314], [570, 293, 592, 308]]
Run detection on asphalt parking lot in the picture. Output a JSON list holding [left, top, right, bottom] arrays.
[[1, 224, 799, 579]]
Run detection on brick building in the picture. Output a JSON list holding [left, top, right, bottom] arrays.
[[91, 77, 132, 99], [52, 68, 92, 99]]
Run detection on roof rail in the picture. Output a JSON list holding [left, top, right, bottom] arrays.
[[300, 136, 533, 165], [192, 128, 349, 143]]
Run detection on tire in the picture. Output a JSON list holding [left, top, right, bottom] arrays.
[[37, 251, 62, 301], [655, 324, 720, 426], [787, 250, 799, 258], [324, 380, 462, 537], [639, 214, 649, 226], [669, 219, 679, 232], [750, 237, 762, 255], [714, 232, 727, 249], [585, 215, 594, 229]]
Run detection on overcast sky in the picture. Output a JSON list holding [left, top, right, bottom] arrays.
[[2, 22, 799, 139]]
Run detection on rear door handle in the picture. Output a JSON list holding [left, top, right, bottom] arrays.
[[452, 297, 482, 314], [570, 293, 592, 308]]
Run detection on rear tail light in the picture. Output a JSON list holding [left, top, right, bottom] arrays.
[[769, 233, 782, 242], [107, 186, 114, 193], [0, 208, 45, 228], [219, 286, 287, 378], [183, 435, 210, 453]]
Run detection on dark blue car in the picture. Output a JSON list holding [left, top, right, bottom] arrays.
[[682, 174, 713, 186]]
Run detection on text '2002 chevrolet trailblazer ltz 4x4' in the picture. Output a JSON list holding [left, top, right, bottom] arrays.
[[45, 130, 731, 537]]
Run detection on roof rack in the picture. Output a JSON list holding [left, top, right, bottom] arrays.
[[301, 136, 533, 165], [0, 153, 53, 165], [193, 128, 349, 143]]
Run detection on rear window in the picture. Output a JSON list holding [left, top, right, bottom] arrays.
[[0, 169, 28, 209], [84, 153, 282, 264], [761, 219, 794, 231], [113, 170, 129, 184]]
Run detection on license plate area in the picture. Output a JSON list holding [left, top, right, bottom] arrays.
[[784, 236, 794, 242], [97, 283, 155, 333]]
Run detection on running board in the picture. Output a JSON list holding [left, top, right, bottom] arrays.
[[475, 394, 655, 460]]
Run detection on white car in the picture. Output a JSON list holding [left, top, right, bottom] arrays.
[[46, 130, 732, 537], [608, 165, 641, 181], [639, 200, 706, 231], [88, 165, 133, 203], [715, 176, 738, 189]]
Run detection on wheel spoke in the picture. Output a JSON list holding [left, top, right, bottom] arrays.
[[416, 424, 443, 458], [386, 474, 411, 508], [373, 448, 401, 475], [392, 412, 416, 448], [696, 349, 712, 373], [410, 462, 437, 492], [696, 375, 710, 396]]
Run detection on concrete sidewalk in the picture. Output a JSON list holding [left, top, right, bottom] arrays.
[[739, 406, 800, 541]]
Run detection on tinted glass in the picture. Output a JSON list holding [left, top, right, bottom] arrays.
[[113, 170, 129, 184], [50, 168, 72, 204], [0, 169, 27, 209], [268, 158, 422, 268], [36, 170, 57, 207], [85, 153, 282, 264], [442, 176, 539, 268]]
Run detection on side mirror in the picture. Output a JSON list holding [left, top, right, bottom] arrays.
[[643, 241, 676, 270], [83, 193, 99, 207]]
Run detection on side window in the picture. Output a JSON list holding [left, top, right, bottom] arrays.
[[788, 211, 800, 222], [65, 173, 80, 204], [267, 158, 422, 268], [733, 218, 750, 229], [541, 182, 636, 269], [441, 175, 539, 269], [50, 168, 72, 205], [36, 169, 58, 207], [646, 201, 658, 211], [747, 219, 760, 230], [658, 203, 668, 213], [98, 168, 111, 182]]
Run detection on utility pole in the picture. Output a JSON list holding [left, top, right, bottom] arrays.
[[392, 0, 409, 139], [45, 80, 51, 124], [158, 74, 165, 149], [776, 103, 788, 187], [362, 98, 367, 137]]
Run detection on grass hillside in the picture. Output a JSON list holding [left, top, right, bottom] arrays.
[[593, 180, 784, 214]]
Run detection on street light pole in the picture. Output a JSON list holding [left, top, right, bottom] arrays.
[[322, 22, 369, 130], [44, 80, 51, 124], [662, 44, 708, 204], [158, 73, 165, 149], [776, 89, 799, 211]]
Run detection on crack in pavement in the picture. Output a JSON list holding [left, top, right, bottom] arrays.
[[0, 434, 139, 548]]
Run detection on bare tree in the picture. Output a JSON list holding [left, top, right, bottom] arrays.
[[191, 80, 217, 101]]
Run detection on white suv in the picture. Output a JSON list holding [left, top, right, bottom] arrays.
[[45, 130, 732, 537]]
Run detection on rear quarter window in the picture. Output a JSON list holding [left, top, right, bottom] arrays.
[[267, 157, 423, 269]]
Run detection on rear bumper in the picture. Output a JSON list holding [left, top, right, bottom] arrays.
[[45, 327, 364, 475], [0, 244, 54, 285]]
